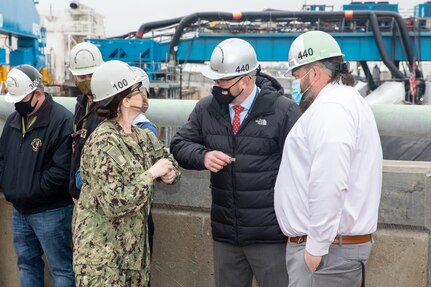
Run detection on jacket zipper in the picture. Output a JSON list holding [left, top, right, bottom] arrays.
[[230, 126, 239, 244], [13, 132, 25, 205]]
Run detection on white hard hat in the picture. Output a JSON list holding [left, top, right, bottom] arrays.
[[201, 38, 259, 80], [5, 65, 43, 103], [69, 42, 104, 76], [287, 31, 344, 72], [132, 67, 150, 92], [91, 60, 145, 107]]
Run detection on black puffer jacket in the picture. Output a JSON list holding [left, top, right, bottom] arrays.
[[69, 94, 102, 199], [0, 93, 73, 214], [170, 73, 301, 245]]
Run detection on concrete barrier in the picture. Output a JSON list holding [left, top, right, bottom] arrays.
[[0, 96, 430, 286], [1, 161, 430, 286], [149, 162, 431, 287]]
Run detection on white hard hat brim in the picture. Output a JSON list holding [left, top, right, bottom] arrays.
[[201, 65, 231, 80], [69, 66, 99, 76], [4, 93, 26, 104], [201, 63, 258, 80], [4, 86, 37, 104], [93, 77, 144, 105]]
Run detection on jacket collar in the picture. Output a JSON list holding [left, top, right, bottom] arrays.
[[76, 94, 97, 109], [9, 93, 53, 132], [74, 94, 98, 129]]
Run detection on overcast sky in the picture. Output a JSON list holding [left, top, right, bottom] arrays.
[[37, 0, 426, 37]]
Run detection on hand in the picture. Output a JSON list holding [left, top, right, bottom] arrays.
[[161, 169, 176, 184], [304, 249, 322, 273], [204, 151, 232, 173], [149, 159, 174, 179]]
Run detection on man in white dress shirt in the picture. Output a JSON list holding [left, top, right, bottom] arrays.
[[274, 31, 383, 287]]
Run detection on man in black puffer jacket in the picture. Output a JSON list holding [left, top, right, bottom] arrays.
[[170, 38, 301, 287]]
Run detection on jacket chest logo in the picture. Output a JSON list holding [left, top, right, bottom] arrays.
[[31, 138, 43, 152], [72, 128, 87, 139], [255, 119, 267, 126], [80, 129, 87, 139]]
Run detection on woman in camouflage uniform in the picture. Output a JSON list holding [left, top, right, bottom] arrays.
[[73, 60, 180, 287]]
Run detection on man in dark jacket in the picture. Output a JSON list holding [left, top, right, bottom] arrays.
[[68, 41, 104, 201], [170, 38, 301, 287], [0, 64, 74, 286]]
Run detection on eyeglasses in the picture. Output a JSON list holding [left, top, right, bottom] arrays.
[[213, 76, 240, 84], [130, 84, 147, 96]]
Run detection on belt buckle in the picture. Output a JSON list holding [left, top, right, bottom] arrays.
[[297, 236, 305, 244]]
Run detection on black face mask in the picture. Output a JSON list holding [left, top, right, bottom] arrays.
[[15, 91, 38, 116], [212, 76, 244, 105]]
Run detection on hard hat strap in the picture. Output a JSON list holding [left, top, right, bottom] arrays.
[[323, 61, 350, 74]]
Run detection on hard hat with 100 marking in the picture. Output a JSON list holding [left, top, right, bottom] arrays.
[[91, 60, 145, 107]]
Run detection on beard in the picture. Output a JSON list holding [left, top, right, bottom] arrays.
[[299, 77, 316, 112], [299, 92, 315, 112]]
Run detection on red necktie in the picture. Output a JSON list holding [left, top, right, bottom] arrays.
[[232, 105, 244, 135]]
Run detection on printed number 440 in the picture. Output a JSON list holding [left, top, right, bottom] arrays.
[[298, 48, 314, 60], [235, 64, 250, 73]]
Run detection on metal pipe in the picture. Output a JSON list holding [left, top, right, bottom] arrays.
[[1, 97, 431, 138]]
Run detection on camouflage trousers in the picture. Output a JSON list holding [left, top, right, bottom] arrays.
[[75, 264, 149, 287]]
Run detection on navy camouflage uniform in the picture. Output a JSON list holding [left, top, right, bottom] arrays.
[[73, 120, 180, 286]]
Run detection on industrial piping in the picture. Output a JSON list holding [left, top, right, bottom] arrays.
[[167, 11, 414, 79], [136, 16, 185, 38]]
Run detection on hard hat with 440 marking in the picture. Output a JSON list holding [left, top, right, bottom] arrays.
[[91, 60, 145, 107], [287, 31, 344, 72], [201, 38, 259, 80]]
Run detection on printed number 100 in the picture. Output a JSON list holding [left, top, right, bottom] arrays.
[[113, 79, 128, 91]]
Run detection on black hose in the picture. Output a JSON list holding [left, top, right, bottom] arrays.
[[374, 11, 414, 71], [360, 61, 378, 90], [136, 16, 184, 38], [106, 31, 136, 39], [368, 13, 404, 79], [168, 11, 414, 77]]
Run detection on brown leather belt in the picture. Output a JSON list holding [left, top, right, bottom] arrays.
[[288, 234, 372, 245]]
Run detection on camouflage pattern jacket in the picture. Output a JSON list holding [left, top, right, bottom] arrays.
[[73, 120, 180, 274]]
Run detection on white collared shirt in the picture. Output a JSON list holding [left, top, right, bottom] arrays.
[[274, 83, 383, 256], [229, 85, 259, 124]]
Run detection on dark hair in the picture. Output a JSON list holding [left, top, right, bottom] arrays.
[[321, 56, 355, 87], [95, 86, 132, 119]]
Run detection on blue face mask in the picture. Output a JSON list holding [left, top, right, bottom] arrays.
[[291, 69, 313, 104], [291, 79, 302, 104]]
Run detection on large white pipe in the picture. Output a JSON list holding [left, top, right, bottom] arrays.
[[0, 96, 430, 138]]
